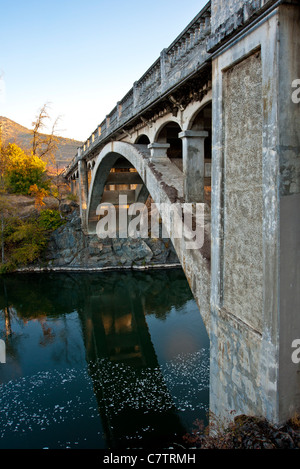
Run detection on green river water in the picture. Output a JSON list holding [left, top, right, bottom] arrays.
[[0, 269, 209, 449]]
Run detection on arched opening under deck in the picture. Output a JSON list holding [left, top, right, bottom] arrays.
[[189, 102, 212, 206], [135, 135, 150, 145], [155, 122, 183, 171], [87, 151, 150, 236]]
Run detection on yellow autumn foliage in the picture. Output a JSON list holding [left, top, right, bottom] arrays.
[[4, 143, 50, 195]]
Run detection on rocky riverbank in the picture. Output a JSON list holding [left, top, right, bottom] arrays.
[[183, 414, 300, 449], [31, 203, 180, 272]]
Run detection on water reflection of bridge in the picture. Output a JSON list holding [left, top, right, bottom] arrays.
[[79, 271, 189, 448], [0, 270, 195, 448]]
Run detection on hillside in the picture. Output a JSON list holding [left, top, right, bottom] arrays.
[[0, 116, 82, 169]]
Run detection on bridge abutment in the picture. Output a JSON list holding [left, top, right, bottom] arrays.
[[210, 1, 300, 425]]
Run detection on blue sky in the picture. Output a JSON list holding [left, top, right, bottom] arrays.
[[0, 0, 208, 141]]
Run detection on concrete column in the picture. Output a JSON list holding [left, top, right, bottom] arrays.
[[78, 159, 89, 226], [179, 130, 208, 203], [209, 2, 300, 426], [87, 169, 92, 191], [74, 179, 79, 197], [148, 143, 170, 162]]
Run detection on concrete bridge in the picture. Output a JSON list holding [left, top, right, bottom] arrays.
[[64, 0, 300, 426]]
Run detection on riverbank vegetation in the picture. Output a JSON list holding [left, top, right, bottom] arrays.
[[0, 206, 65, 274], [0, 105, 70, 273]]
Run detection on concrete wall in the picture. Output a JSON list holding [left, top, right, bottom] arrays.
[[210, 1, 300, 424], [209, 0, 275, 51], [211, 0, 273, 31], [223, 50, 263, 330], [211, 0, 248, 31], [277, 4, 300, 422]]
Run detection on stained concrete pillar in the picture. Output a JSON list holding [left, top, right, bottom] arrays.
[[78, 159, 89, 227], [210, 1, 300, 426], [179, 130, 208, 203], [148, 143, 170, 162]]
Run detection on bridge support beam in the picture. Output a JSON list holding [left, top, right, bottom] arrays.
[[70, 179, 75, 194], [78, 159, 89, 227], [179, 130, 208, 203]]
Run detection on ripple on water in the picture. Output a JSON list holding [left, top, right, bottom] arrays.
[[0, 348, 209, 447]]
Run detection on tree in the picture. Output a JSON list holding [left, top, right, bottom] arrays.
[[31, 103, 61, 166], [48, 163, 69, 217], [29, 184, 49, 210], [0, 196, 14, 265], [0, 126, 13, 264], [0, 123, 9, 192], [0, 106, 66, 273], [5, 143, 50, 195]]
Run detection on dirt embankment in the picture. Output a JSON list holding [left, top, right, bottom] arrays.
[[4, 194, 59, 218]]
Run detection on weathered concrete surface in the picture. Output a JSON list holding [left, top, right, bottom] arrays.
[[208, 0, 286, 51], [223, 50, 263, 332], [179, 130, 208, 202], [210, 2, 300, 425]]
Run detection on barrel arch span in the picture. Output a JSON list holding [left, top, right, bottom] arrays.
[[86, 141, 211, 332]]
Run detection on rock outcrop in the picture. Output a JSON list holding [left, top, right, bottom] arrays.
[[43, 207, 180, 271]]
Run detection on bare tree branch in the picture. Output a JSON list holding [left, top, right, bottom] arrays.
[[31, 103, 61, 166]]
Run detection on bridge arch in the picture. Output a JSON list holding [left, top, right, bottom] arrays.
[[154, 119, 181, 143], [154, 120, 183, 170], [85, 141, 211, 331], [187, 101, 212, 132], [135, 134, 150, 144], [86, 142, 151, 235], [187, 101, 212, 204]]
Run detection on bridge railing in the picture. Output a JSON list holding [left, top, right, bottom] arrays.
[[64, 1, 211, 177]]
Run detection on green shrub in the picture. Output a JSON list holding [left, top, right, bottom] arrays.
[[4, 218, 47, 269], [5, 143, 50, 195], [1, 209, 64, 272], [0, 206, 65, 273], [38, 209, 65, 231]]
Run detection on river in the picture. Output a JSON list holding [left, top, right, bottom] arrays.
[[0, 269, 209, 449]]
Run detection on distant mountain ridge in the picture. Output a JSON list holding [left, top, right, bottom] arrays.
[[0, 116, 82, 169]]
